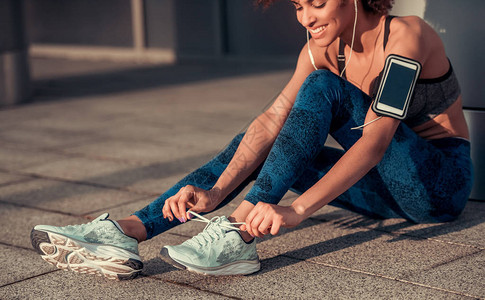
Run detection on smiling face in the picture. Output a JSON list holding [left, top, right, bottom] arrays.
[[291, 0, 354, 47]]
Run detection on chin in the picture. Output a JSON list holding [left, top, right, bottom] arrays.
[[311, 36, 335, 48]]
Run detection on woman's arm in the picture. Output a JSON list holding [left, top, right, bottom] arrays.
[[213, 44, 319, 201], [243, 111, 400, 237], [164, 43, 318, 221]]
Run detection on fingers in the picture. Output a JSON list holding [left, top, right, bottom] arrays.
[[269, 218, 282, 236], [249, 213, 266, 238], [162, 193, 179, 222], [244, 203, 280, 238], [162, 186, 194, 223]]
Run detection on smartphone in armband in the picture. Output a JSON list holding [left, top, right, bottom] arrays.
[[372, 54, 422, 120]]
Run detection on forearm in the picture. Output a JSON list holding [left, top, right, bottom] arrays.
[[291, 137, 386, 220], [213, 106, 289, 200]]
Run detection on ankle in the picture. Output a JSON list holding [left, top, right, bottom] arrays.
[[117, 216, 147, 243], [227, 216, 254, 243], [238, 230, 254, 243]]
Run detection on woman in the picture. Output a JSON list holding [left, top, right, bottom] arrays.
[[31, 0, 473, 280]]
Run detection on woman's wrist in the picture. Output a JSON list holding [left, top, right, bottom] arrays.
[[290, 202, 307, 223], [209, 186, 224, 206]]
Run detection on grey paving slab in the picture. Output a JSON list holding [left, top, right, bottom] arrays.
[[0, 203, 87, 249], [191, 256, 471, 299], [98, 122, 243, 153], [0, 178, 145, 215], [19, 154, 216, 193], [15, 108, 138, 133], [321, 201, 485, 249], [404, 250, 485, 298], [0, 147, 66, 171], [0, 172, 32, 187], [0, 271, 227, 300], [60, 138, 222, 166], [257, 216, 479, 279], [0, 244, 56, 287], [0, 103, 60, 130], [0, 126, 101, 151]]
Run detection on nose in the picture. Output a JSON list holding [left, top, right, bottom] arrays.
[[300, 8, 317, 28]]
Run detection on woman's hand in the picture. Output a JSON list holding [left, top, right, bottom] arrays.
[[240, 202, 303, 238], [162, 185, 222, 222]]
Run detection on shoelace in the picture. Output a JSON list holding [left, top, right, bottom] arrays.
[[183, 211, 245, 248]]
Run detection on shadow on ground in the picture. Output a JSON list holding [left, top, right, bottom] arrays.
[[29, 59, 294, 104]]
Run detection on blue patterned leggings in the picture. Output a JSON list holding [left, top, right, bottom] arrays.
[[134, 70, 474, 240]]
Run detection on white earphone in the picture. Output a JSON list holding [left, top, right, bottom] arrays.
[[307, 0, 358, 75], [339, 0, 358, 77]]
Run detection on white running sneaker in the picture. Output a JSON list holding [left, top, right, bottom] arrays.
[[30, 213, 142, 280], [160, 211, 260, 276]]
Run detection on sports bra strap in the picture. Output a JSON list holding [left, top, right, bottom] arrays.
[[338, 38, 347, 79], [383, 15, 396, 50]]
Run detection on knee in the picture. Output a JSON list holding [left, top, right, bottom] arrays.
[[301, 69, 341, 91], [296, 70, 342, 108]]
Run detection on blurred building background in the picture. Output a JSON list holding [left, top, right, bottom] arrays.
[[1, 0, 484, 200], [26, 0, 306, 62]]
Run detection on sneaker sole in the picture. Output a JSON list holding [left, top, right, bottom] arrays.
[[31, 229, 143, 281], [160, 247, 260, 276]]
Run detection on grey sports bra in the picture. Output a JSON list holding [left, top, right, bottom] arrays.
[[337, 15, 461, 128]]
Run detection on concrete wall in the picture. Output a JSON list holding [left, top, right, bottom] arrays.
[[0, 0, 30, 106], [25, 0, 133, 47], [25, 0, 304, 59], [145, 0, 176, 50], [225, 0, 305, 57]]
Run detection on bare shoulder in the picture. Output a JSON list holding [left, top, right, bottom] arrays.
[[386, 16, 448, 77]]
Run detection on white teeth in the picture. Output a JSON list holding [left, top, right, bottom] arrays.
[[310, 26, 326, 34]]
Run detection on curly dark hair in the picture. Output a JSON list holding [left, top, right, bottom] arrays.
[[256, 0, 394, 15]]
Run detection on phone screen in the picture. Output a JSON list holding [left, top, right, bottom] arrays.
[[379, 63, 417, 110]]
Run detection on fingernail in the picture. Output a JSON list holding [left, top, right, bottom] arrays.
[[181, 217, 186, 223], [177, 218, 183, 223], [187, 212, 192, 219]]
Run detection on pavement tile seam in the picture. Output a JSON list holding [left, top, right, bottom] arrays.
[[0, 150, 64, 171], [262, 251, 481, 300], [0, 199, 82, 218], [0, 240, 35, 252], [0, 195, 147, 219], [81, 196, 156, 217], [0, 177, 34, 189], [138, 275, 242, 300], [0, 168, 159, 198], [0, 270, 61, 289]]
